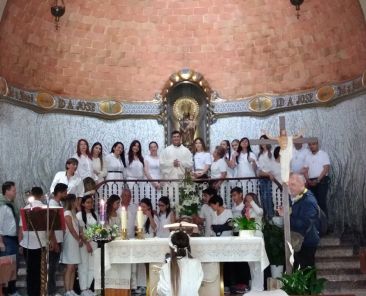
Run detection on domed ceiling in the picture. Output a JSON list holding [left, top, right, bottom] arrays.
[[0, 0, 365, 101]]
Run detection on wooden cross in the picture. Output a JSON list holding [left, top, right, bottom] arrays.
[[250, 116, 318, 274]]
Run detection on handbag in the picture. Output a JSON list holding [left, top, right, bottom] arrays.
[[290, 231, 304, 252], [211, 218, 233, 237]]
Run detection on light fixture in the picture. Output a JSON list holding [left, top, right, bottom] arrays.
[[50, 0, 65, 30], [290, 0, 304, 19]]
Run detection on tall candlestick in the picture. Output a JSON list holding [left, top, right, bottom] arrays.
[[137, 206, 144, 229], [100, 199, 105, 225], [121, 206, 127, 230]]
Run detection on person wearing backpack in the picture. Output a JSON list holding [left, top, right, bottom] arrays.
[[278, 173, 320, 269]]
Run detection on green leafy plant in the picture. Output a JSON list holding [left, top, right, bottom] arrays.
[[176, 173, 202, 217], [233, 217, 258, 230], [85, 224, 119, 242], [262, 221, 285, 266], [279, 266, 326, 295]]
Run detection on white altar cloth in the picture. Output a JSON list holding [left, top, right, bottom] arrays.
[[95, 236, 269, 292]]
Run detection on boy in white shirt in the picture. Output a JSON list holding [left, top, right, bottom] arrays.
[[194, 187, 217, 237]]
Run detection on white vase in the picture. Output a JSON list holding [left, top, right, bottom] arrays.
[[239, 230, 255, 238], [270, 264, 284, 278]]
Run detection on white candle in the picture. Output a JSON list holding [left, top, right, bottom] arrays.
[[100, 199, 105, 224], [121, 206, 127, 230], [137, 206, 144, 229]]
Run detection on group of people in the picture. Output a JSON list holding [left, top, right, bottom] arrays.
[[0, 130, 331, 296]]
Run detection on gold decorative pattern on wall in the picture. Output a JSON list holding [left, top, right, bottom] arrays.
[[316, 86, 335, 102], [99, 100, 123, 115], [36, 92, 56, 109], [248, 96, 273, 112], [0, 77, 8, 96]]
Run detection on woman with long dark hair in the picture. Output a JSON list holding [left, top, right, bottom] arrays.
[[156, 196, 176, 238], [105, 142, 126, 194], [139, 198, 158, 237], [157, 230, 203, 296], [76, 195, 98, 296], [126, 140, 145, 200], [235, 137, 257, 192], [91, 142, 107, 184], [73, 139, 94, 180], [192, 137, 211, 179], [144, 141, 161, 208], [106, 194, 121, 227]]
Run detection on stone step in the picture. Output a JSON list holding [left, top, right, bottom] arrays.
[[325, 279, 366, 290], [322, 273, 366, 282], [316, 256, 360, 270], [318, 268, 363, 276], [323, 289, 366, 296], [319, 236, 341, 247], [316, 245, 355, 258]]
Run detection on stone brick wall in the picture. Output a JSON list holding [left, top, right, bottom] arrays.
[[0, 0, 366, 101]]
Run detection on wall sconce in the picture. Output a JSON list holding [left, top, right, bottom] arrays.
[[50, 0, 65, 30], [290, 0, 304, 19]]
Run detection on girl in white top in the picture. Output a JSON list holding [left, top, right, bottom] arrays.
[[91, 142, 107, 184], [157, 230, 203, 296], [139, 198, 159, 238], [144, 141, 161, 209], [105, 142, 126, 194], [192, 137, 211, 179], [157, 196, 176, 238], [235, 137, 257, 193], [126, 140, 145, 200], [61, 194, 81, 296], [73, 139, 95, 180], [270, 147, 283, 210], [221, 140, 236, 179], [77, 195, 98, 296], [50, 158, 84, 198], [208, 195, 233, 237], [106, 194, 121, 228], [210, 146, 228, 189], [242, 192, 264, 236]]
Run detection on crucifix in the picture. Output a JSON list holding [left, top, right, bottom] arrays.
[[250, 116, 317, 274]]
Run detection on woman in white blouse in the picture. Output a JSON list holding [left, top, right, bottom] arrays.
[[192, 137, 211, 180], [210, 146, 228, 192], [73, 139, 95, 180], [156, 196, 176, 238], [91, 142, 107, 185], [105, 142, 126, 195], [235, 137, 257, 192], [144, 141, 161, 208], [126, 140, 145, 201]]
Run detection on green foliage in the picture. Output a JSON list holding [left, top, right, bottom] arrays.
[[84, 224, 119, 242], [262, 221, 285, 266], [279, 267, 326, 295], [233, 217, 258, 230], [176, 173, 202, 217]]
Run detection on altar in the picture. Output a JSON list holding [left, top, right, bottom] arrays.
[[94, 236, 269, 296]]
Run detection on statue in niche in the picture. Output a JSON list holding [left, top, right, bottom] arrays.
[[173, 97, 199, 148]]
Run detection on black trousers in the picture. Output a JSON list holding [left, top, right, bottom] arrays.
[[48, 244, 61, 295], [23, 248, 43, 296], [309, 176, 330, 216], [294, 245, 317, 270]]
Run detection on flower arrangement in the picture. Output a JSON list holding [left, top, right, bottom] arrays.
[[175, 172, 202, 217], [85, 224, 119, 242], [233, 217, 259, 230]]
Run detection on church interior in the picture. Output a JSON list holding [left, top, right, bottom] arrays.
[[1, 0, 366, 295]]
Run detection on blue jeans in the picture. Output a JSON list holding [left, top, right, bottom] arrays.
[[259, 179, 274, 220], [0, 236, 19, 294]]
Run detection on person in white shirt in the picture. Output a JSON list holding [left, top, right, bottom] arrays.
[[291, 137, 310, 174], [126, 140, 145, 201], [160, 131, 193, 202], [270, 146, 283, 210], [106, 194, 121, 228], [194, 187, 216, 237], [73, 139, 95, 180], [257, 135, 275, 220], [0, 181, 20, 296], [91, 142, 107, 184], [144, 141, 161, 209], [117, 188, 138, 239], [157, 196, 176, 238], [303, 141, 331, 216], [235, 137, 258, 193], [48, 183, 68, 296], [19, 187, 47, 296], [210, 145, 228, 191], [221, 140, 236, 179], [160, 130, 193, 179], [77, 195, 98, 296], [157, 230, 203, 296], [50, 158, 84, 198], [208, 195, 233, 237], [192, 137, 211, 180], [105, 142, 126, 195], [231, 187, 244, 220], [61, 194, 81, 296]]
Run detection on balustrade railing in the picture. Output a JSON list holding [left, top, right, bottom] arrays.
[[95, 177, 283, 212]]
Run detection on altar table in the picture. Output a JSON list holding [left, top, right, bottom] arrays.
[[95, 236, 269, 295]]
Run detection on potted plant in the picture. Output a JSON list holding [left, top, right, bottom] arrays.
[[278, 266, 326, 295], [233, 216, 258, 237], [263, 220, 285, 277]]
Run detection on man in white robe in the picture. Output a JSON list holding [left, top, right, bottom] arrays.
[[159, 130, 193, 204]]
